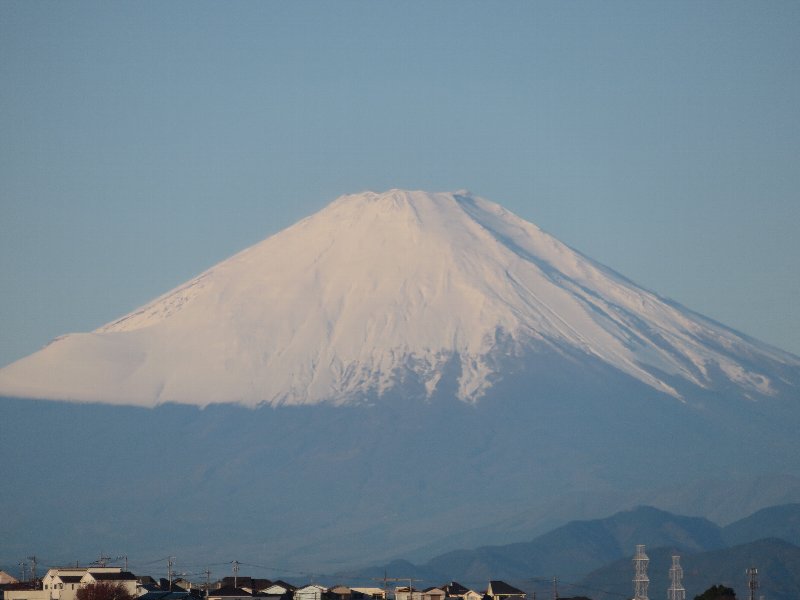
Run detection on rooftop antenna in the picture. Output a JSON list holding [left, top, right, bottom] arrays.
[[633, 544, 649, 600], [372, 575, 420, 600], [95, 554, 112, 568], [168, 557, 176, 591], [27, 556, 37, 584], [667, 555, 685, 600], [747, 567, 759, 600]]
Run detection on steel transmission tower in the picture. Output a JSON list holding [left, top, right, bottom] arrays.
[[633, 544, 649, 600], [667, 555, 685, 600], [747, 567, 759, 600]]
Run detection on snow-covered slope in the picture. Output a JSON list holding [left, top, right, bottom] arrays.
[[0, 189, 797, 407]]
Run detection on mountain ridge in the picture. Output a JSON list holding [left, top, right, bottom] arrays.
[[334, 504, 800, 597], [0, 189, 797, 407], [578, 538, 800, 600], [2, 189, 799, 579]]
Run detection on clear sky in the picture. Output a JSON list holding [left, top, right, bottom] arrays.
[[1, 1, 799, 367]]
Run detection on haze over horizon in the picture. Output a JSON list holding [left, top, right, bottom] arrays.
[[1, 2, 799, 368]]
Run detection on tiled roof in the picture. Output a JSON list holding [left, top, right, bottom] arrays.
[[442, 583, 470, 597], [210, 586, 252, 597], [138, 592, 191, 600], [91, 572, 137, 582], [488, 582, 524, 596], [270, 582, 297, 592]]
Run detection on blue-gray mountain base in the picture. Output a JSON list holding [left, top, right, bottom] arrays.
[[1, 191, 799, 588]]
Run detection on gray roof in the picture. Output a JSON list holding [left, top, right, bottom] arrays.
[[488, 582, 524, 597], [91, 572, 137, 582], [210, 587, 253, 597], [138, 592, 191, 600]]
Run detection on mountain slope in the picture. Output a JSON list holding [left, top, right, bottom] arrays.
[[420, 506, 724, 582], [0, 189, 797, 407], [723, 503, 800, 547], [579, 539, 800, 600], [335, 505, 800, 596]]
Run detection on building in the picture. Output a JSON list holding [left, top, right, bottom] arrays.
[[484, 582, 524, 600], [294, 585, 326, 600], [441, 582, 480, 600], [422, 588, 445, 600], [350, 590, 385, 600], [6, 567, 141, 600], [207, 587, 252, 600], [394, 588, 421, 600]]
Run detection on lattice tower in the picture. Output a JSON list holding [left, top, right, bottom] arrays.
[[667, 555, 685, 600], [747, 567, 759, 600], [633, 544, 649, 600]]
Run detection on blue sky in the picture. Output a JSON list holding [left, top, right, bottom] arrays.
[[1, 1, 799, 367]]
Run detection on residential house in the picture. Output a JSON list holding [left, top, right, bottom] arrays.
[[394, 588, 421, 600], [350, 590, 385, 600], [207, 587, 252, 600], [327, 587, 351, 600], [172, 580, 193, 592], [138, 591, 192, 600], [3, 584, 48, 600], [219, 579, 272, 594], [80, 571, 137, 598], [422, 588, 445, 600], [484, 582, 524, 600], [261, 583, 295, 597], [440, 582, 480, 600], [294, 585, 326, 600], [8, 567, 136, 600], [42, 567, 122, 600]]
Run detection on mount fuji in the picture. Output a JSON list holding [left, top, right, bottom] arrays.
[[0, 189, 796, 407], [2, 189, 799, 571]]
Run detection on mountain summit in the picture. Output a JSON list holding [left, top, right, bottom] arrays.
[[0, 189, 797, 407]]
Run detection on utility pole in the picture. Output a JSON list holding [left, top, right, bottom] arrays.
[[407, 578, 415, 600], [204, 569, 211, 600], [19, 561, 27, 583], [747, 567, 759, 600], [168, 557, 176, 591], [551, 577, 558, 600], [232, 561, 239, 589], [372, 571, 390, 599]]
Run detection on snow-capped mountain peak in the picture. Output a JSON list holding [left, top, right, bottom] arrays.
[[0, 189, 797, 407]]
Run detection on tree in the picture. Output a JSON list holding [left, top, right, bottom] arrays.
[[76, 582, 135, 600], [693, 584, 737, 600]]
